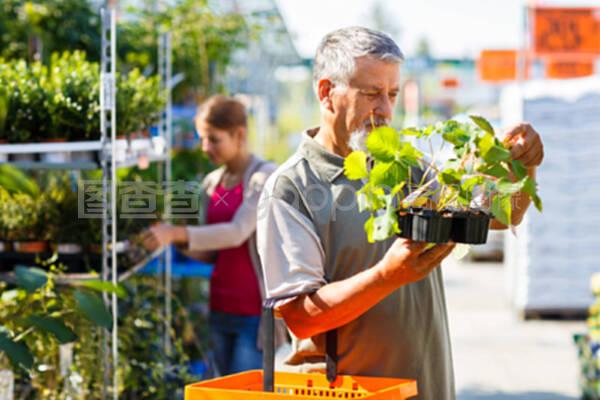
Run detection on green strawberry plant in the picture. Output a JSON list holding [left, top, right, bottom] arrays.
[[344, 115, 543, 243]]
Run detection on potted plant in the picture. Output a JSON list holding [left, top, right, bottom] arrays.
[[45, 174, 85, 255], [117, 69, 164, 139], [10, 193, 49, 253], [0, 187, 12, 253], [0, 86, 8, 163], [0, 60, 51, 149], [344, 116, 543, 244]]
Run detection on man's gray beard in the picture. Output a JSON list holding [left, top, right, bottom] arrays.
[[348, 117, 391, 152], [348, 128, 368, 152]]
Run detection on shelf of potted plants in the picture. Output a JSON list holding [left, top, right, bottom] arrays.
[[0, 51, 167, 169]]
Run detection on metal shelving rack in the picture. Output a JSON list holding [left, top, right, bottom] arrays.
[[0, 6, 174, 399]]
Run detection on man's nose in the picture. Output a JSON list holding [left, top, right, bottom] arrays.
[[374, 94, 394, 121]]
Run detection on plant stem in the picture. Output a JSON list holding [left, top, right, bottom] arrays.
[[14, 327, 35, 342]]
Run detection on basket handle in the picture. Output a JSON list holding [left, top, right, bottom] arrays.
[[263, 294, 338, 392]]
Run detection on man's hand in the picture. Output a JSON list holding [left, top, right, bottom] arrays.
[[377, 239, 455, 286], [503, 122, 544, 168], [140, 223, 188, 252]]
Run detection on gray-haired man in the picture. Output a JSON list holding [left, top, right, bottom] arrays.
[[257, 27, 543, 399]]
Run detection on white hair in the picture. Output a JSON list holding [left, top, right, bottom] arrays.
[[313, 26, 404, 94]]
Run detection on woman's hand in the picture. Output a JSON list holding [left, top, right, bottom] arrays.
[[140, 223, 188, 252]]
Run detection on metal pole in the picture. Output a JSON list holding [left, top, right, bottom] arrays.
[[101, 7, 119, 399], [109, 7, 119, 400], [159, 30, 173, 357], [100, 8, 112, 399]]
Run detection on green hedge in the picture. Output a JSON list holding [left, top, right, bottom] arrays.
[[0, 51, 165, 142]]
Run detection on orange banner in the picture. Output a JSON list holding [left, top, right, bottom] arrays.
[[532, 7, 600, 55], [478, 50, 519, 82], [546, 59, 595, 78]]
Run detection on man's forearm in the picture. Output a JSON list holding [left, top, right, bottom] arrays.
[[279, 261, 397, 339]]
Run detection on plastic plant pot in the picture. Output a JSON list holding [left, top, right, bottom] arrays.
[[41, 138, 70, 162], [13, 241, 48, 253], [10, 153, 36, 162], [397, 208, 452, 243], [447, 208, 491, 244], [55, 243, 83, 255]]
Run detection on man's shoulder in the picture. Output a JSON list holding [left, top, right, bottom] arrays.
[[261, 151, 319, 219], [263, 151, 313, 198]]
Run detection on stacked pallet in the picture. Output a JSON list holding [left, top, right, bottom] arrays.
[[501, 76, 600, 316]]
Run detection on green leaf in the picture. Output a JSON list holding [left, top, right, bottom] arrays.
[[497, 178, 526, 195], [0, 330, 33, 370], [522, 177, 543, 211], [76, 280, 127, 299], [484, 144, 511, 163], [364, 214, 375, 243], [462, 176, 484, 192], [477, 133, 511, 163], [0, 165, 40, 197], [74, 290, 112, 330], [469, 115, 495, 136], [476, 132, 493, 153], [439, 168, 463, 185], [477, 163, 510, 179], [370, 161, 408, 189], [344, 151, 368, 180], [14, 266, 47, 292], [421, 126, 435, 137], [27, 315, 77, 344], [369, 193, 399, 242], [372, 215, 393, 241], [400, 127, 420, 136], [511, 160, 528, 180], [491, 194, 512, 226], [391, 182, 406, 196], [441, 121, 472, 147], [366, 126, 401, 162], [357, 183, 385, 212], [397, 143, 424, 164]]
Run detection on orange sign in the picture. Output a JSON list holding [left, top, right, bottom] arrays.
[[478, 50, 519, 82], [441, 78, 460, 88], [546, 59, 595, 78], [532, 7, 600, 55]]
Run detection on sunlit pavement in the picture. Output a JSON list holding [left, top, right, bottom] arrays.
[[445, 256, 584, 400]]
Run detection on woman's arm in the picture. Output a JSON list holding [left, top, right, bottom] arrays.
[[141, 163, 275, 252], [175, 246, 217, 263]]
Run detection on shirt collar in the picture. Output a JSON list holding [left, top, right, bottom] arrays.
[[298, 127, 346, 183]]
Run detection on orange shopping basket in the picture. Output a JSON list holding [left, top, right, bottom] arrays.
[[185, 295, 418, 399]]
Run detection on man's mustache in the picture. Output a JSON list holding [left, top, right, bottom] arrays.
[[364, 117, 390, 128]]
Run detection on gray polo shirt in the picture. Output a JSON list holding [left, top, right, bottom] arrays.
[[257, 128, 455, 399]]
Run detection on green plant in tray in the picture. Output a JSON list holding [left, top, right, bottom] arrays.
[[344, 115, 543, 244]]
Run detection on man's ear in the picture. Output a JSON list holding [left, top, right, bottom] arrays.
[[317, 79, 335, 113]]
